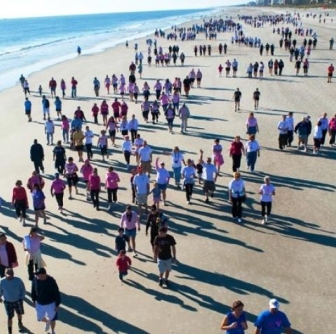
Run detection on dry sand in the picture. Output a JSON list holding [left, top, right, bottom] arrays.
[[0, 6, 335, 334]]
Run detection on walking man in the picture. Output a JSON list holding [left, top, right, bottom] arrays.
[[45, 117, 55, 146], [253, 88, 260, 110], [254, 299, 292, 334], [153, 227, 177, 288], [199, 149, 218, 203], [24, 97, 32, 122], [278, 115, 289, 150], [133, 168, 150, 217], [30, 139, 45, 174], [285, 112, 294, 147], [179, 103, 190, 134], [31, 268, 61, 334], [233, 88, 242, 112], [0, 268, 26, 334]]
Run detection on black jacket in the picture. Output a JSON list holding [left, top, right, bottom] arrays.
[[32, 276, 61, 307], [30, 143, 44, 161]]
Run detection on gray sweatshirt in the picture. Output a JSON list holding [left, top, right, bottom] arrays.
[[0, 277, 26, 302]]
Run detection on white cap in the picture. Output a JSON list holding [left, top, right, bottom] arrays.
[[269, 299, 280, 309]]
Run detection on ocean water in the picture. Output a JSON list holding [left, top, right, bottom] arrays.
[[0, 8, 218, 91]]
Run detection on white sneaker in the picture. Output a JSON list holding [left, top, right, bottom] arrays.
[[304, 147, 307, 152], [264, 215, 268, 224], [261, 219, 265, 225], [186, 201, 191, 204], [237, 218, 242, 223], [44, 321, 50, 332]]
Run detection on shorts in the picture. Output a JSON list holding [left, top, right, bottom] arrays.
[[100, 145, 107, 155], [298, 135, 307, 142], [25, 110, 31, 115], [136, 193, 148, 205], [234, 99, 240, 103], [56, 108, 62, 112], [196, 78, 201, 82], [328, 72, 333, 77], [158, 183, 167, 190], [121, 130, 128, 136], [75, 145, 84, 151], [158, 258, 172, 273], [125, 228, 137, 238], [203, 180, 215, 193], [66, 173, 79, 187], [43, 108, 49, 115], [36, 302, 57, 322], [232, 67, 237, 71], [109, 130, 116, 137], [141, 160, 151, 174], [4, 300, 24, 319], [34, 205, 46, 212], [314, 138, 321, 148]]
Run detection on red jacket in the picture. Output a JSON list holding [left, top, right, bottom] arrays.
[[1, 242, 18, 268], [116, 256, 131, 272], [12, 187, 28, 207]]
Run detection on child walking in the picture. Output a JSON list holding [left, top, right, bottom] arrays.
[[115, 228, 129, 254], [149, 182, 161, 209], [116, 250, 132, 281]]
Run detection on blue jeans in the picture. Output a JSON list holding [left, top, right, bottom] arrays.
[[46, 132, 53, 144], [246, 151, 258, 171], [172, 167, 181, 184], [62, 129, 69, 142]]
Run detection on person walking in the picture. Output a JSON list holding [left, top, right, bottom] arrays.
[[30, 139, 45, 174], [64, 157, 79, 199], [220, 300, 248, 333], [285, 112, 294, 147], [327, 63, 334, 83], [233, 88, 242, 112], [0, 234, 18, 278], [254, 299, 292, 334], [164, 146, 186, 188], [153, 226, 177, 288], [32, 184, 47, 227], [181, 159, 196, 204], [22, 227, 46, 281], [80, 159, 93, 200], [50, 173, 66, 212], [199, 149, 218, 203], [31, 268, 61, 334], [121, 135, 132, 170], [53, 141, 66, 175], [328, 113, 336, 146], [88, 168, 101, 210], [253, 88, 261, 110], [229, 136, 245, 172], [44, 117, 55, 146], [228, 172, 246, 223], [128, 114, 139, 144], [318, 112, 328, 146], [41, 95, 50, 120], [155, 158, 170, 206], [54, 96, 62, 120], [0, 268, 26, 334], [133, 168, 150, 216], [146, 205, 167, 252], [246, 112, 259, 136], [258, 176, 275, 225], [138, 141, 152, 177], [72, 127, 85, 162], [245, 134, 260, 172], [212, 139, 224, 174], [120, 205, 140, 257], [11, 181, 29, 226], [105, 167, 120, 211], [24, 97, 32, 122], [179, 103, 190, 134], [84, 126, 94, 160], [313, 121, 323, 154], [294, 117, 309, 151], [278, 115, 289, 150]]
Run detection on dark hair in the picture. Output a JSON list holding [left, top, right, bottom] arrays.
[[159, 226, 168, 233], [118, 227, 124, 232], [30, 227, 38, 234], [232, 300, 244, 311]]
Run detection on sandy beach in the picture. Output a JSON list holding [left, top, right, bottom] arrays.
[[0, 6, 335, 334]]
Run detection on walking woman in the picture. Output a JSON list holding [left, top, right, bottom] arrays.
[[165, 104, 175, 133], [22, 227, 46, 281], [181, 159, 196, 204], [220, 300, 248, 333], [32, 183, 47, 226], [88, 168, 101, 210], [245, 134, 260, 172], [80, 159, 93, 200], [61, 115, 70, 143], [64, 157, 79, 199], [120, 205, 140, 257], [50, 173, 66, 213], [258, 176, 275, 225], [245, 112, 259, 136], [106, 116, 118, 147], [229, 136, 245, 172], [12, 180, 29, 226], [228, 172, 246, 223], [212, 139, 224, 174], [105, 167, 120, 211], [145, 205, 167, 252]]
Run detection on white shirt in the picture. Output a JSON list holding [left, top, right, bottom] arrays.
[[318, 117, 329, 131], [278, 120, 289, 134], [171, 152, 184, 168], [182, 166, 196, 183], [133, 174, 149, 194], [245, 140, 260, 152], [155, 167, 170, 184], [122, 140, 132, 152], [134, 138, 144, 152], [139, 146, 152, 161], [128, 119, 139, 131], [45, 120, 54, 133], [228, 179, 245, 198], [313, 125, 322, 139], [84, 130, 94, 144], [259, 183, 275, 202], [202, 163, 217, 181]]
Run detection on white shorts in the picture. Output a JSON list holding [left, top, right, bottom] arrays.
[[36, 302, 56, 321]]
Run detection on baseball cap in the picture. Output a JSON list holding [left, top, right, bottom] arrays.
[[269, 298, 280, 309], [34, 268, 47, 275]]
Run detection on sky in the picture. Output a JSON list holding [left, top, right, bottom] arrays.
[[1, 0, 245, 19]]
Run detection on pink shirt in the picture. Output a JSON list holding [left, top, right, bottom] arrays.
[[62, 118, 70, 130], [80, 164, 93, 180], [28, 236, 41, 254], [160, 95, 169, 105], [65, 163, 78, 175], [98, 135, 108, 147], [105, 172, 120, 189], [120, 211, 139, 230], [89, 174, 101, 190], [51, 179, 66, 194], [246, 117, 258, 127]]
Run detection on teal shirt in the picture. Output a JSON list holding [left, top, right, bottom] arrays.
[[0, 277, 26, 302]]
